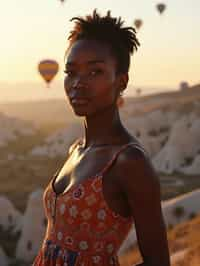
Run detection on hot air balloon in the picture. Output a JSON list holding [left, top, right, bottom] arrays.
[[156, 3, 166, 14], [134, 19, 143, 30], [179, 81, 189, 90], [38, 59, 59, 87]]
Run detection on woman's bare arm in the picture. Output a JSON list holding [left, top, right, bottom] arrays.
[[117, 147, 171, 266]]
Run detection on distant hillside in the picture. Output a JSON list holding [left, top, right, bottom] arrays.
[[119, 213, 200, 266], [123, 83, 200, 116], [0, 99, 81, 127]]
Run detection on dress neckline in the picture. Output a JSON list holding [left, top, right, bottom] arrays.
[[51, 171, 101, 198], [50, 171, 135, 221], [51, 141, 141, 198]]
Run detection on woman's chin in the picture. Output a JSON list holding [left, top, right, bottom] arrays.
[[71, 107, 89, 117], [74, 111, 87, 116]]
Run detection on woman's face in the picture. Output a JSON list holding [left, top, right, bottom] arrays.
[[64, 39, 124, 116]]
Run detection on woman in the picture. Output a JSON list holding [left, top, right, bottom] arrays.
[[33, 10, 170, 266]]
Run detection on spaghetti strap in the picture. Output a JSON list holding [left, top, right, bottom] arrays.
[[99, 142, 147, 176]]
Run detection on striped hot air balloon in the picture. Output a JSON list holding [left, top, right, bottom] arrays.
[[38, 59, 59, 87], [156, 3, 166, 15]]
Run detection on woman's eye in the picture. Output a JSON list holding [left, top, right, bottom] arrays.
[[89, 69, 102, 76]]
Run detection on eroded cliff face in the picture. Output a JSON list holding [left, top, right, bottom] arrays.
[[119, 214, 200, 266]]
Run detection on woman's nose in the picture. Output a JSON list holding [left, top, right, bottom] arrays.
[[72, 75, 86, 89]]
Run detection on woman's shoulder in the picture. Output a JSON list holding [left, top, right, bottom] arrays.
[[115, 140, 157, 187], [118, 138, 149, 162]]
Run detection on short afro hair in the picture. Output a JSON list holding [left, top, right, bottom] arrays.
[[66, 10, 140, 74]]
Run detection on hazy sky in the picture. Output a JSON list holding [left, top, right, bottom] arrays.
[[0, 0, 200, 101]]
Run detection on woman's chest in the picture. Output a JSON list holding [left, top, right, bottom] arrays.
[[51, 147, 130, 218], [53, 148, 114, 195]]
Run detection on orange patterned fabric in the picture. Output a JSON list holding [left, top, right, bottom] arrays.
[[33, 142, 137, 266]]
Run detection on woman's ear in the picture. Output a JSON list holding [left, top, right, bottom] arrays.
[[117, 73, 129, 95]]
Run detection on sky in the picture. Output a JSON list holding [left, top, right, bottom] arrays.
[[0, 0, 200, 102]]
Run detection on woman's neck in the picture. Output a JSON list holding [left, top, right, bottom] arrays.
[[82, 105, 126, 148]]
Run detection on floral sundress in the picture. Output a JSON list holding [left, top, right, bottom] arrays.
[[32, 141, 142, 266]]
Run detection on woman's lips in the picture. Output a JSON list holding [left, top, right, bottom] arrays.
[[71, 98, 90, 105]]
